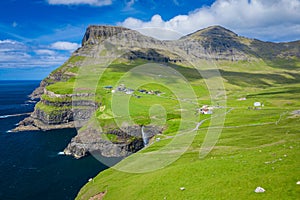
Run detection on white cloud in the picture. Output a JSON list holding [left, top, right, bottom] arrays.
[[0, 39, 69, 68], [35, 49, 56, 55], [50, 41, 80, 51], [0, 39, 21, 45], [0, 40, 27, 52], [47, 0, 112, 6], [120, 0, 300, 41]]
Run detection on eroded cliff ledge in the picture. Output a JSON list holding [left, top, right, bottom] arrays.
[[64, 125, 162, 159]]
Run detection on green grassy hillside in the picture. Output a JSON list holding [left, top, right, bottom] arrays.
[[74, 58, 300, 199]]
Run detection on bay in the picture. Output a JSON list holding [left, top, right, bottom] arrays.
[[0, 81, 108, 200]]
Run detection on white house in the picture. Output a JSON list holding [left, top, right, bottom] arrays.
[[199, 105, 213, 114], [254, 102, 261, 107]]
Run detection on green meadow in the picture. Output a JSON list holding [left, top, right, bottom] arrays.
[[42, 56, 300, 199]]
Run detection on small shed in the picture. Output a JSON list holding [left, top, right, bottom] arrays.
[[254, 102, 261, 107], [238, 97, 247, 101], [103, 85, 113, 89], [125, 89, 134, 95]]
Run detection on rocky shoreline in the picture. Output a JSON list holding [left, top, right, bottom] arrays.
[[12, 116, 75, 132], [13, 110, 162, 158], [12, 85, 163, 158], [64, 125, 162, 158]]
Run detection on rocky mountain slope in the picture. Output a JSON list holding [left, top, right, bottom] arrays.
[[14, 25, 300, 159]]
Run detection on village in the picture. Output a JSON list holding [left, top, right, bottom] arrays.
[[103, 84, 265, 117], [104, 84, 220, 115], [103, 83, 163, 99]]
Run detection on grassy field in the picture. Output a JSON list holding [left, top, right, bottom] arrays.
[[44, 59, 208, 133], [80, 58, 299, 199], [76, 107, 300, 199], [44, 56, 300, 199]]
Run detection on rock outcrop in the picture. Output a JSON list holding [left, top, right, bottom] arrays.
[[13, 88, 96, 132], [82, 25, 131, 46], [64, 125, 162, 158]]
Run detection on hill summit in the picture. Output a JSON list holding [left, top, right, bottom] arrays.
[[181, 25, 238, 39]]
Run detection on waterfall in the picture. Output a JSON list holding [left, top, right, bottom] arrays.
[[141, 126, 148, 146]]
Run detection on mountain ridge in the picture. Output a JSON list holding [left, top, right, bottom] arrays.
[[78, 25, 300, 62]]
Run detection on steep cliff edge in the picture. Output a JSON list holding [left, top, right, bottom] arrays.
[[82, 25, 131, 46], [64, 125, 162, 158]]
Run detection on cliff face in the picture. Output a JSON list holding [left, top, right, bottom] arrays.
[[14, 25, 300, 158], [64, 125, 162, 158], [82, 26, 131, 46], [77, 25, 256, 61]]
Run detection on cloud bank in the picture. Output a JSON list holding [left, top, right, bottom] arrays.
[[120, 0, 300, 41], [47, 0, 112, 6], [0, 40, 80, 68]]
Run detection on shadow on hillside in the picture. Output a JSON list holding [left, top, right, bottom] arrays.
[[246, 87, 300, 100], [108, 61, 204, 82], [265, 59, 300, 70], [107, 60, 300, 88], [198, 69, 300, 87]]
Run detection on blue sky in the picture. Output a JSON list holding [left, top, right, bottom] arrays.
[[0, 0, 300, 80]]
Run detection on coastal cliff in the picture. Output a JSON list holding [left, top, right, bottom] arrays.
[[64, 125, 162, 158], [14, 25, 300, 159]]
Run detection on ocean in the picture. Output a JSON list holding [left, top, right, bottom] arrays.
[[0, 81, 108, 200]]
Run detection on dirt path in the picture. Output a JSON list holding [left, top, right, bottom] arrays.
[[89, 191, 107, 200]]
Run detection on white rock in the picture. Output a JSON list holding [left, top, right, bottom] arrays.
[[296, 181, 300, 185], [180, 187, 185, 191], [254, 187, 265, 193]]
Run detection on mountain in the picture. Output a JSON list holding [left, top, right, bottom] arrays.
[[13, 25, 300, 159], [182, 25, 300, 60]]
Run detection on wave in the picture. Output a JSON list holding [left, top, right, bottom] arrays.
[[26, 100, 37, 104], [57, 152, 65, 155], [0, 113, 30, 119]]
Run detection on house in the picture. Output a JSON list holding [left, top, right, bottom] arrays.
[[116, 84, 126, 91], [238, 97, 247, 101], [103, 85, 113, 89], [139, 89, 147, 93], [253, 102, 264, 110], [125, 89, 134, 95], [254, 102, 261, 107], [198, 105, 213, 114]]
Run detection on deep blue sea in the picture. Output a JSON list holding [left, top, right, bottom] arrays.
[[0, 81, 108, 200]]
